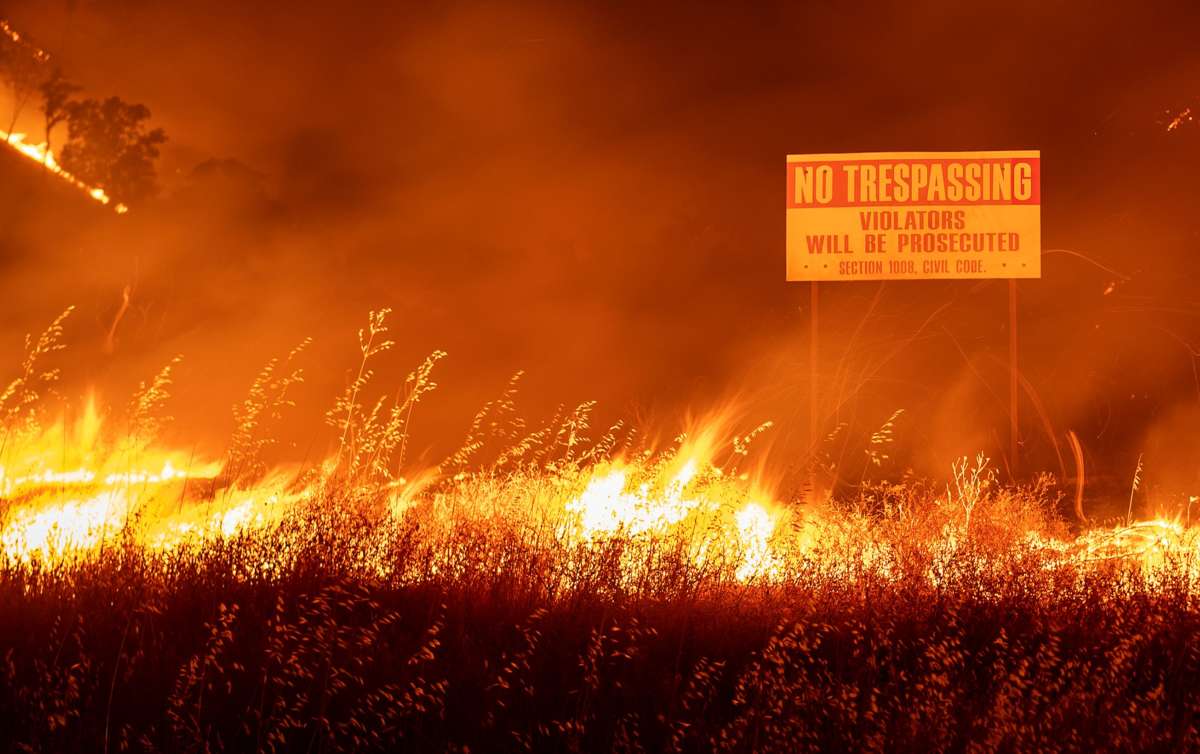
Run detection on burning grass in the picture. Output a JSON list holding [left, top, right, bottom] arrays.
[[2, 308, 1200, 751]]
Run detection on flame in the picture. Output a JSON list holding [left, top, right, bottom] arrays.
[[563, 459, 708, 539], [0, 131, 129, 213], [3, 387, 1200, 588], [0, 395, 796, 582], [557, 454, 785, 581], [0, 20, 124, 212], [732, 501, 780, 580], [1166, 106, 1194, 132], [1, 489, 126, 562], [0, 397, 232, 561]]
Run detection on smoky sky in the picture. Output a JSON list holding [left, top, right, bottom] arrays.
[[0, 0, 1198, 492]]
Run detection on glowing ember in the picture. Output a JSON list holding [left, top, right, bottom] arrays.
[[1166, 106, 1194, 132], [0, 20, 46, 56]]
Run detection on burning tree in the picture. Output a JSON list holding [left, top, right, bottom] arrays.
[[59, 96, 167, 206]]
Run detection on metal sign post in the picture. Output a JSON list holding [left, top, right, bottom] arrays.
[[810, 280, 819, 501], [1009, 279, 1019, 475]]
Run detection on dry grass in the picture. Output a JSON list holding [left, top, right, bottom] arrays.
[[1, 309, 1199, 752], [1, 479, 1199, 752]]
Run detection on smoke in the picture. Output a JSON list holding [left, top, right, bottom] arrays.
[[0, 0, 1197, 482]]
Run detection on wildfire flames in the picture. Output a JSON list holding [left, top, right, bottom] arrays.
[[0, 393, 277, 563], [0, 400, 784, 575], [0, 308, 1197, 590], [3, 380, 1198, 586], [0, 130, 128, 213]]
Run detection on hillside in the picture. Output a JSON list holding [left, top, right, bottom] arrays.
[[0, 138, 115, 252]]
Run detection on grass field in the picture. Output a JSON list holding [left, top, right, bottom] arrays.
[[2, 309, 1199, 752]]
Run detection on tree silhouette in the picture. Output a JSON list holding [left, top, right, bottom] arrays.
[[38, 67, 78, 166], [59, 97, 167, 205], [0, 28, 47, 143]]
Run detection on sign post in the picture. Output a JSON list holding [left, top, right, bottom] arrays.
[[809, 280, 819, 496], [786, 150, 1041, 483], [1009, 279, 1019, 474]]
